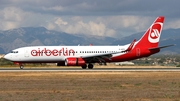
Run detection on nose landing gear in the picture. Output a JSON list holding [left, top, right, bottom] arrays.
[[14, 62, 24, 69]]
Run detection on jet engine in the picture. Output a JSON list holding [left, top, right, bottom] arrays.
[[65, 58, 86, 66]]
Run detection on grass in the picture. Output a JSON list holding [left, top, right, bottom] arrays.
[[0, 72, 180, 100]]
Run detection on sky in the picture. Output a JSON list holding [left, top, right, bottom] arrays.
[[0, 0, 180, 38]]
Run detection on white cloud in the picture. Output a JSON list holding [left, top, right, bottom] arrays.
[[0, 7, 52, 30], [93, 15, 152, 36], [0, 6, 158, 38], [25, 14, 180, 37], [45, 17, 116, 37], [164, 19, 180, 29], [0, 0, 180, 38], [42, 6, 64, 11], [44, 15, 156, 37], [0, 7, 24, 30], [3, 7, 22, 22], [54, 17, 68, 26]]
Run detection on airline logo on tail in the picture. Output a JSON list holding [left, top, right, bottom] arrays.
[[148, 22, 163, 43]]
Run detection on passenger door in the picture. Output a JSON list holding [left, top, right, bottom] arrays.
[[24, 49, 29, 57]]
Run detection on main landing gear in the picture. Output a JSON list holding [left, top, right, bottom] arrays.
[[20, 65, 24, 69], [81, 63, 94, 69], [88, 64, 93, 69]]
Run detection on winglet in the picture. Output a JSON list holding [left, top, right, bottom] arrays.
[[123, 39, 136, 52]]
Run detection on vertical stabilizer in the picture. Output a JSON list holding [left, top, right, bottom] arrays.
[[136, 16, 164, 48]]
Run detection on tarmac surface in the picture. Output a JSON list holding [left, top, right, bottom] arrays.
[[0, 67, 180, 72]]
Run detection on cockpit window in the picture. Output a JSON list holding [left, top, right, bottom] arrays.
[[11, 51, 18, 53]]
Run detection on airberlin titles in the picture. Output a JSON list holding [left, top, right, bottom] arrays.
[[31, 48, 75, 56]]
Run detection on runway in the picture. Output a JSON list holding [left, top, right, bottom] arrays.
[[0, 67, 180, 72]]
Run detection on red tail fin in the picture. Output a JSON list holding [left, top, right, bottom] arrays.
[[136, 16, 164, 48]]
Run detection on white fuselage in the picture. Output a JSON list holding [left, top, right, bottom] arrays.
[[5, 45, 130, 63]]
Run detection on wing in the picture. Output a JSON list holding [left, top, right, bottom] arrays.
[[81, 39, 136, 63], [81, 52, 116, 63]]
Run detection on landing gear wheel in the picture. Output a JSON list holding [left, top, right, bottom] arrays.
[[88, 64, 93, 69], [81, 64, 87, 69], [20, 65, 24, 69]]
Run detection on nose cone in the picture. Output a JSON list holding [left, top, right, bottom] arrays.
[[4, 54, 11, 61]]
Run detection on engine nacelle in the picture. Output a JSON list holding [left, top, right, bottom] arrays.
[[65, 58, 86, 66], [56, 61, 65, 66]]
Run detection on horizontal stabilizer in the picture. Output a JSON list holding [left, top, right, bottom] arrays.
[[149, 44, 175, 50]]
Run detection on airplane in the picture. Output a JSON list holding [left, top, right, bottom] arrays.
[[4, 16, 174, 69]]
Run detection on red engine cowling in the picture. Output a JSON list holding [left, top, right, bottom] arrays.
[[65, 58, 86, 66]]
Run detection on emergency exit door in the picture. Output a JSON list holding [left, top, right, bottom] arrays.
[[24, 49, 29, 57]]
